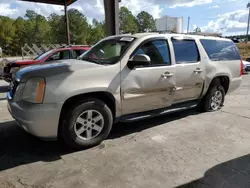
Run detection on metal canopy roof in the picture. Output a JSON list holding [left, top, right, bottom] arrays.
[[19, 0, 77, 6]]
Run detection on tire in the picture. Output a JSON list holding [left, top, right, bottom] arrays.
[[61, 98, 113, 149], [198, 84, 225, 112]]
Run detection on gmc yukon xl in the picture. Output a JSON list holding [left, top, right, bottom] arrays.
[[7, 33, 243, 148]]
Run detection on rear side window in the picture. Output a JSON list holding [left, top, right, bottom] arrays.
[[72, 50, 86, 59], [172, 39, 200, 64], [200, 39, 241, 61]]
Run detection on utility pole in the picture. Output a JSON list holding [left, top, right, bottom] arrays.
[[247, 2, 250, 43], [64, 0, 70, 45], [187, 16, 190, 34]]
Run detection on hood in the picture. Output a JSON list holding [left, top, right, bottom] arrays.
[[11, 59, 40, 65], [15, 59, 103, 82]]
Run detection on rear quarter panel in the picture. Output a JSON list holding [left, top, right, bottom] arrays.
[[196, 39, 242, 95]]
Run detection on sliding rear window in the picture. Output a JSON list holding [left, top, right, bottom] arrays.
[[200, 39, 241, 61]]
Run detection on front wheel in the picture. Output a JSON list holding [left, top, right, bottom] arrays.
[[61, 98, 113, 149], [199, 85, 225, 112]]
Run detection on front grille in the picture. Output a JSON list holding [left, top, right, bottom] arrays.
[[3, 66, 10, 73], [9, 79, 19, 98]]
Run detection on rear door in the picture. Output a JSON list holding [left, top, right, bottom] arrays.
[[121, 37, 176, 115], [170, 37, 205, 103]]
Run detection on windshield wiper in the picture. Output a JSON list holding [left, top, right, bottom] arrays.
[[81, 57, 101, 64]]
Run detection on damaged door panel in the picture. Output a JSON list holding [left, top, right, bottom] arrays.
[[121, 66, 176, 115], [120, 38, 176, 115]]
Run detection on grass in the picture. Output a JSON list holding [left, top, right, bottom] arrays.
[[237, 43, 250, 60]]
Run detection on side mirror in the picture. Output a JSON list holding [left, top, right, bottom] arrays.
[[127, 54, 151, 69]]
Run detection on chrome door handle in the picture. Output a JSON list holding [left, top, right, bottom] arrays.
[[194, 68, 203, 73], [161, 72, 174, 78]]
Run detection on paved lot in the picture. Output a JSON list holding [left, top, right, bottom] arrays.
[[0, 75, 250, 188]]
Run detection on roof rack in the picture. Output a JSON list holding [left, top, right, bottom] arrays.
[[186, 32, 223, 37]]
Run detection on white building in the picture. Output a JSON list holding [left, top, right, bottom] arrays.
[[155, 16, 183, 33]]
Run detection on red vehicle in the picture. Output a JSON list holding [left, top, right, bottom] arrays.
[[3, 45, 91, 82]]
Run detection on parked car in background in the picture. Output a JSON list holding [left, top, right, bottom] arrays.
[[242, 60, 250, 73], [7, 33, 243, 149], [3, 45, 91, 82], [246, 57, 250, 62]]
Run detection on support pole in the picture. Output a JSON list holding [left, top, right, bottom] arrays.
[[104, 0, 120, 36], [187, 16, 190, 34], [64, 0, 70, 45], [247, 6, 250, 43]]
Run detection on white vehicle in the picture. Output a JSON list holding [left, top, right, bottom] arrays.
[[242, 60, 250, 73]]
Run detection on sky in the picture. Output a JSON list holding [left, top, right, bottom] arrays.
[[0, 0, 249, 36]]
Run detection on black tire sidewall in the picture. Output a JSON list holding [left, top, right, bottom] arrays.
[[204, 85, 225, 112], [62, 99, 113, 149]]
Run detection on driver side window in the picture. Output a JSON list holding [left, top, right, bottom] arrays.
[[132, 39, 171, 66]]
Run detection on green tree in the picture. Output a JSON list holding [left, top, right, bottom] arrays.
[[52, 9, 90, 44], [33, 15, 51, 43], [87, 19, 106, 45], [0, 16, 15, 55], [136, 11, 156, 32], [119, 7, 138, 34], [12, 17, 26, 55], [48, 13, 63, 44]]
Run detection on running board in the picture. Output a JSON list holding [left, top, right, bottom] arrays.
[[117, 100, 199, 123]]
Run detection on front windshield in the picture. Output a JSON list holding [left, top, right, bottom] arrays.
[[78, 37, 135, 64], [34, 49, 54, 60]]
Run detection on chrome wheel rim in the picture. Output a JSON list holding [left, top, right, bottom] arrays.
[[210, 90, 223, 110], [74, 110, 104, 140]]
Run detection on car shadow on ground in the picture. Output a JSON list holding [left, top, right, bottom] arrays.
[[0, 109, 200, 171], [175, 154, 250, 188], [1, 112, 250, 187]]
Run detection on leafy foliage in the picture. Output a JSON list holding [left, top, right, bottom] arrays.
[[0, 7, 156, 56]]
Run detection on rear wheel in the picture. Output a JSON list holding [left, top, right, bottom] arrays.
[[61, 98, 113, 149], [199, 85, 225, 112]]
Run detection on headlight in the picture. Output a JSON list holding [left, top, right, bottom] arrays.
[[22, 77, 46, 103]]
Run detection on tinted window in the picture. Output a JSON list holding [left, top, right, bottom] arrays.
[[47, 50, 70, 61], [133, 40, 171, 66], [34, 49, 53, 60], [72, 50, 86, 59], [172, 39, 199, 64], [200, 39, 241, 61]]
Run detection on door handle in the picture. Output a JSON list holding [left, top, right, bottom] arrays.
[[194, 68, 203, 73], [161, 72, 174, 78]]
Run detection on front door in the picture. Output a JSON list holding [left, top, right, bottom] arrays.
[[170, 37, 205, 103], [121, 38, 176, 115]]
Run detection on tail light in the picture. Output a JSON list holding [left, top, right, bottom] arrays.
[[240, 59, 243, 76]]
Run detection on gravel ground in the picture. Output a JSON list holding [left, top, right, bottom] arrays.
[[0, 75, 250, 188]]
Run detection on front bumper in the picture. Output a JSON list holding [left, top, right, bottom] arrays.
[[7, 95, 62, 140]]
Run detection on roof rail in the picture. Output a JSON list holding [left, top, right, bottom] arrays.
[[187, 32, 222, 37], [60, 44, 91, 48]]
